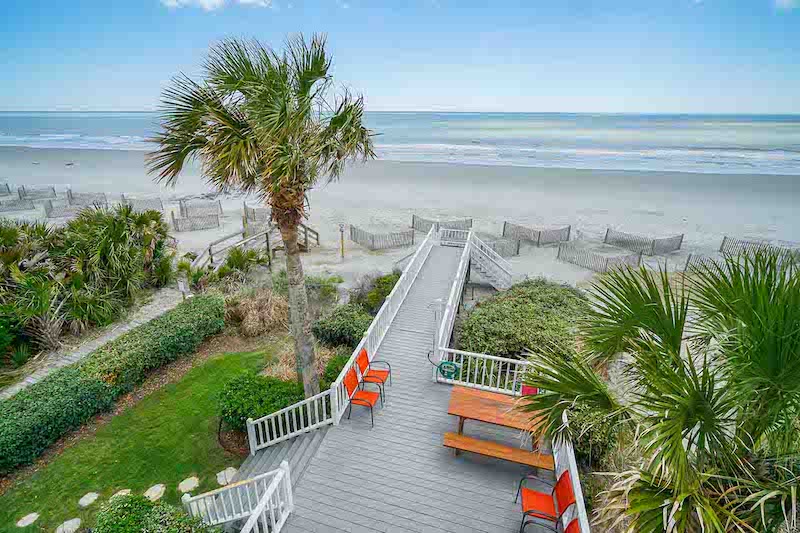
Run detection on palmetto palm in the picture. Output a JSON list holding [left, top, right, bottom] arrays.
[[519, 251, 800, 532], [147, 35, 375, 396]]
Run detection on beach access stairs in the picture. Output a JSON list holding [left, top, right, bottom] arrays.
[[183, 228, 590, 533]]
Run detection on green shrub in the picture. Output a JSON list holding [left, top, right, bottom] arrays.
[[312, 304, 372, 348], [364, 272, 400, 313], [0, 295, 225, 475], [273, 270, 343, 308], [569, 402, 620, 469], [94, 495, 154, 532], [0, 367, 115, 474], [10, 344, 31, 368], [218, 372, 304, 431], [80, 294, 225, 394], [321, 351, 351, 389], [458, 278, 589, 357], [94, 495, 213, 533]]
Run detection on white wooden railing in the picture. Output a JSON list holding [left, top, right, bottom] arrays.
[[470, 233, 513, 289], [330, 226, 437, 423], [436, 348, 531, 396], [434, 233, 472, 363], [239, 461, 293, 533], [183, 467, 285, 526], [247, 390, 333, 453], [554, 412, 592, 532]]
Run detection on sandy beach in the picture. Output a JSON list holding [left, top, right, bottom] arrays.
[[1, 146, 798, 287]]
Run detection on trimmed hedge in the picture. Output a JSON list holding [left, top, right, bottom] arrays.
[[0, 294, 225, 475], [81, 294, 226, 394], [458, 278, 589, 357], [218, 372, 305, 431], [94, 494, 213, 533], [312, 304, 372, 349]]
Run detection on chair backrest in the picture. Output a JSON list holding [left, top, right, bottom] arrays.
[[564, 519, 581, 533], [553, 470, 576, 516], [521, 385, 538, 395], [356, 349, 370, 375], [343, 367, 360, 398]]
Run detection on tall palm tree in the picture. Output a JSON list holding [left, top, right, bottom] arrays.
[[148, 35, 375, 396], [519, 251, 800, 532]]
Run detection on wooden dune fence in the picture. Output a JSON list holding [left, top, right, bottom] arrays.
[[179, 199, 223, 218], [502, 222, 571, 246], [170, 211, 221, 232], [411, 215, 473, 233], [120, 195, 164, 213], [557, 241, 642, 273], [604, 228, 684, 256], [0, 184, 11, 196], [0, 199, 35, 212], [350, 225, 415, 250], [243, 203, 271, 225], [43, 200, 83, 219], [66, 190, 108, 207], [18, 185, 56, 200]]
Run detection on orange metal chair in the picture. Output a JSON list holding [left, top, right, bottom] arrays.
[[356, 348, 392, 398], [343, 367, 382, 427], [542, 519, 580, 533], [515, 470, 576, 532]]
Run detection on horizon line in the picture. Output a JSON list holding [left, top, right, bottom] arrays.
[[2, 109, 800, 116]]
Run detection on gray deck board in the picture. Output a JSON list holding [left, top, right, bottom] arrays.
[[283, 245, 554, 533]]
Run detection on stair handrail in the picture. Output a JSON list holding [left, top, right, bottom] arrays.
[[240, 461, 294, 533], [469, 233, 513, 275], [246, 389, 333, 454], [182, 468, 281, 526], [329, 225, 437, 424]]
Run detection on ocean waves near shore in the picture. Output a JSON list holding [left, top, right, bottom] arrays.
[[1, 111, 799, 175]]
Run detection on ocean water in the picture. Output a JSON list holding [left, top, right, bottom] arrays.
[[1, 111, 799, 175]]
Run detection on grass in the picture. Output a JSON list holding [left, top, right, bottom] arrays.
[[0, 347, 274, 531]]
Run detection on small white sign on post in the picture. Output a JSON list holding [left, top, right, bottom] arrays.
[[177, 279, 191, 300]]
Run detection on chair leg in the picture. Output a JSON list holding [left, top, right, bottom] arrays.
[[347, 403, 353, 420], [519, 517, 526, 533], [369, 406, 374, 427]]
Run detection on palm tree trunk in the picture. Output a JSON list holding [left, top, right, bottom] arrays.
[[279, 222, 320, 397]]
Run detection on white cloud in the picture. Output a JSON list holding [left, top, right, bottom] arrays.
[[776, 0, 797, 9], [161, 0, 272, 10]]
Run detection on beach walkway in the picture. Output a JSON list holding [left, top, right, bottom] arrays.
[[0, 287, 183, 400], [282, 244, 536, 533]]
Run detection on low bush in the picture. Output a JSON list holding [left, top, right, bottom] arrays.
[[321, 352, 351, 389], [218, 372, 304, 431], [457, 278, 589, 357], [94, 494, 213, 533], [349, 271, 401, 314], [312, 304, 372, 349], [80, 294, 225, 394], [569, 402, 620, 469], [0, 294, 225, 475], [0, 367, 115, 474], [225, 287, 289, 337]]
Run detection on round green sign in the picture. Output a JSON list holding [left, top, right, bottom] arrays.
[[438, 361, 459, 379]]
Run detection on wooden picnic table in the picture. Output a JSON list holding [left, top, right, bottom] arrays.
[[447, 385, 538, 434]]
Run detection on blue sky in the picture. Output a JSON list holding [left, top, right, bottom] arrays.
[[1, 0, 798, 113]]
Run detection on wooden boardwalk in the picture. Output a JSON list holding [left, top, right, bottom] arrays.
[[284, 245, 554, 533]]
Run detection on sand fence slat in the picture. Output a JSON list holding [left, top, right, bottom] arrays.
[[18, 185, 56, 200], [170, 212, 221, 232], [411, 214, 472, 233], [502, 221, 571, 246], [604, 228, 684, 256], [0, 198, 36, 212], [179, 199, 223, 218], [349, 225, 415, 250], [557, 241, 642, 273], [121, 194, 164, 213]]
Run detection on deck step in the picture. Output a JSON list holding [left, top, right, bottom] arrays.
[[443, 432, 555, 470]]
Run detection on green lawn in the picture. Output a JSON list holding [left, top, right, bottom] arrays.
[[0, 348, 272, 532]]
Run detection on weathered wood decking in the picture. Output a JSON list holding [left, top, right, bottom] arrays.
[[283, 245, 554, 533]]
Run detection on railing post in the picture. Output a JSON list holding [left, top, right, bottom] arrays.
[[281, 460, 294, 512], [246, 418, 257, 455], [208, 246, 214, 266], [330, 384, 339, 425], [304, 226, 309, 250]]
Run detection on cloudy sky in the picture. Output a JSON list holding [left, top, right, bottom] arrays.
[[1, 0, 798, 113]]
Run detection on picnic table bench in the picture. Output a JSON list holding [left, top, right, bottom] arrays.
[[443, 386, 554, 470]]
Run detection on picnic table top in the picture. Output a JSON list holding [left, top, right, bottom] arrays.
[[447, 385, 539, 432]]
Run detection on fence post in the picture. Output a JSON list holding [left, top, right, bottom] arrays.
[[411, 230, 415, 245], [604, 228, 610, 244], [516, 239, 521, 256], [265, 231, 272, 267], [330, 384, 339, 425], [719, 236, 727, 253], [411, 214, 415, 229], [170, 211, 176, 230], [536, 231, 542, 247], [246, 418, 257, 455], [566, 225, 572, 241], [208, 245, 214, 266], [678, 233, 685, 251], [650, 240, 657, 256], [502, 221, 507, 238]]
